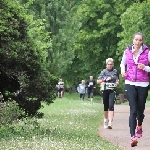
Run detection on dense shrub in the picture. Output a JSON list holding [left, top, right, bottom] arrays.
[[0, 100, 24, 125], [0, 0, 58, 116]]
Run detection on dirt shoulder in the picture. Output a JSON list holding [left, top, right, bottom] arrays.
[[98, 104, 150, 150]]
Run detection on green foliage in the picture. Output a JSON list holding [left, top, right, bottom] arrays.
[[0, 117, 40, 140], [0, 100, 24, 125], [0, 0, 28, 72], [20, 0, 76, 76], [45, 0, 76, 76], [1, 0, 150, 116], [0, 0, 58, 116], [116, 74, 125, 94], [68, 0, 136, 84], [117, 2, 150, 59]]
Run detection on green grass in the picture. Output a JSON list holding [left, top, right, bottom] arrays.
[[0, 93, 123, 150]]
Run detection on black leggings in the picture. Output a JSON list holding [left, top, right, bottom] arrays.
[[103, 90, 115, 111], [88, 89, 93, 98], [125, 84, 148, 137]]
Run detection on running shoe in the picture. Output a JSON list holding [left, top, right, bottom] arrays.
[[104, 119, 108, 129], [130, 135, 138, 147], [135, 127, 142, 138], [108, 122, 112, 129]]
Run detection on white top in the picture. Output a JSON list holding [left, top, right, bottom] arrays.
[[58, 81, 64, 88]]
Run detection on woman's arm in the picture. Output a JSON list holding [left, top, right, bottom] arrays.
[[97, 70, 105, 84], [138, 51, 150, 72], [120, 51, 127, 77]]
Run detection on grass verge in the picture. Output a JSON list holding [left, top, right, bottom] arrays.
[[0, 93, 123, 150]]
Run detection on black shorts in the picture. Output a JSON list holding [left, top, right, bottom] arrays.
[[58, 88, 63, 93]]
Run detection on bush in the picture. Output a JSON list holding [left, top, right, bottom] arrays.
[[0, 100, 24, 125]]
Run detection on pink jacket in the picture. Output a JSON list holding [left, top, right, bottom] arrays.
[[125, 44, 149, 82]]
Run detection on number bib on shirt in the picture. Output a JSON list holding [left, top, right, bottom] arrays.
[[101, 82, 116, 91]]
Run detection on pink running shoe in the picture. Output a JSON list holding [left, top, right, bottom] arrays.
[[135, 127, 142, 138], [130, 136, 138, 147]]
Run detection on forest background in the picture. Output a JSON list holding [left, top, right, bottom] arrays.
[[1, 0, 150, 116]]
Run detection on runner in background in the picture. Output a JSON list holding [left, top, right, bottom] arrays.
[[86, 76, 96, 102], [57, 79, 64, 98], [97, 58, 119, 129], [78, 80, 86, 100]]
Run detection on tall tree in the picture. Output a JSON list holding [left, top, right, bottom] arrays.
[[19, 0, 79, 84], [117, 1, 150, 59], [0, 0, 57, 115], [69, 0, 136, 83]]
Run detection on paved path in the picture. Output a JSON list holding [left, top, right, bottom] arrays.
[[98, 104, 150, 150]]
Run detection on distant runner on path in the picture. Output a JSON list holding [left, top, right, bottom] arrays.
[[78, 80, 86, 100], [86, 76, 96, 102], [57, 79, 64, 98], [120, 32, 150, 147]]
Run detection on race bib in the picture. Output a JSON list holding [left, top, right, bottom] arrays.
[[106, 83, 117, 88], [89, 82, 93, 85], [101, 82, 117, 91]]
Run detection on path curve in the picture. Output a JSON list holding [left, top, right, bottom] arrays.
[[98, 104, 150, 150]]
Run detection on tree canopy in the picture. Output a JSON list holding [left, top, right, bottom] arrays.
[[0, 0, 57, 115], [0, 0, 150, 116]]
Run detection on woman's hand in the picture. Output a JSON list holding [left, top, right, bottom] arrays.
[[116, 80, 119, 85], [97, 80, 101, 84], [97, 79, 104, 84], [138, 63, 145, 70], [121, 72, 127, 77], [106, 77, 111, 81]]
